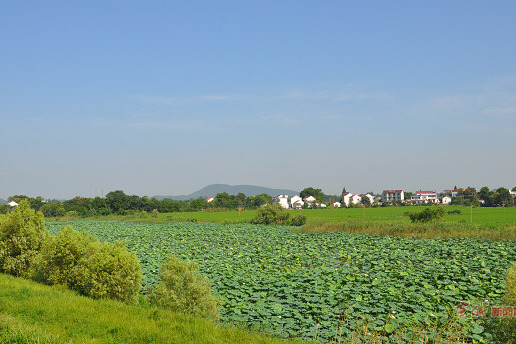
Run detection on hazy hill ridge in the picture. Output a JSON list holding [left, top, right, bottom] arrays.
[[154, 184, 299, 201]]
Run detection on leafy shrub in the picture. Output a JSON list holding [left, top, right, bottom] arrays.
[[447, 209, 462, 215], [0, 200, 49, 278], [35, 226, 94, 287], [37, 226, 142, 304], [406, 207, 445, 223], [252, 204, 290, 225], [65, 210, 79, 218], [290, 214, 307, 226], [148, 254, 220, 320], [75, 240, 142, 303]]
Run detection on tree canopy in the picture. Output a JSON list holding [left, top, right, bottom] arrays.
[[300, 187, 325, 203]]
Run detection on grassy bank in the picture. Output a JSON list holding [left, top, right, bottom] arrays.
[[0, 273, 302, 344], [298, 219, 516, 240]]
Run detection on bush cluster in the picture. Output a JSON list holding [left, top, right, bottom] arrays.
[[36, 226, 142, 303], [0, 201, 142, 304], [405, 207, 445, 223], [252, 204, 307, 226], [0, 200, 222, 319]]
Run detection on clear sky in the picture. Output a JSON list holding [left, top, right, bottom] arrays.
[[1, 1, 515, 200]]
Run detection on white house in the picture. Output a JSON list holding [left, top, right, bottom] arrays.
[[363, 194, 375, 205], [342, 193, 353, 207], [411, 190, 438, 204], [7, 201, 18, 207], [441, 196, 452, 205], [206, 197, 215, 203], [273, 195, 290, 209], [290, 195, 304, 209], [510, 190, 516, 205], [381, 190, 404, 203], [331, 201, 342, 208], [303, 196, 316, 207], [350, 194, 362, 205]]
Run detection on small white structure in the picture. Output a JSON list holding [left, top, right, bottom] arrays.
[[273, 195, 290, 209], [331, 201, 341, 208], [206, 197, 215, 203], [411, 191, 438, 204], [7, 201, 18, 207], [319, 203, 327, 208], [441, 196, 452, 205]]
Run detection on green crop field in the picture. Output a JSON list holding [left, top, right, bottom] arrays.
[[46, 220, 516, 342], [158, 206, 516, 227]]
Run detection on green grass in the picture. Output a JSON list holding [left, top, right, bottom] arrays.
[[299, 219, 516, 240], [0, 273, 303, 344], [45, 205, 516, 228]]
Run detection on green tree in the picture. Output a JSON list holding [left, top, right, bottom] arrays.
[[106, 190, 130, 214], [7, 195, 29, 203], [361, 195, 372, 207], [455, 187, 480, 206], [0, 200, 49, 278], [493, 187, 513, 207], [40, 201, 66, 217], [149, 254, 220, 320], [213, 192, 238, 209], [479, 186, 492, 204], [251, 193, 272, 208], [189, 197, 209, 211], [300, 187, 325, 203]]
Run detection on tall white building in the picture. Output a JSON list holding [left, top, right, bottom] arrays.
[[381, 190, 404, 203]]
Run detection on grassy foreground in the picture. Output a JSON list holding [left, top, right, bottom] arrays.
[[0, 273, 302, 344]]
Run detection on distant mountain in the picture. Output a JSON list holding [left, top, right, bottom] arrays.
[[154, 184, 299, 201], [0, 198, 6, 204]]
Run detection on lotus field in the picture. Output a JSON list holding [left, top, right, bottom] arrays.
[[46, 221, 516, 341]]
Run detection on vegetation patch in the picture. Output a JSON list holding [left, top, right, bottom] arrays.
[[46, 220, 516, 342]]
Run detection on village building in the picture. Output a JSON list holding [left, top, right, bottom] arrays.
[[290, 195, 304, 209], [441, 196, 452, 205], [273, 195, 290, 209], [411, 190, 438, 204], [381, 190, 404, 203]]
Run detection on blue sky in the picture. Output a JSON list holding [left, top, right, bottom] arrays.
[[1, 1, 515, 199]]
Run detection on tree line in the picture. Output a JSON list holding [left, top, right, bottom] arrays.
[[449, 186, 514, 207], [0, 191, 274, 217]]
